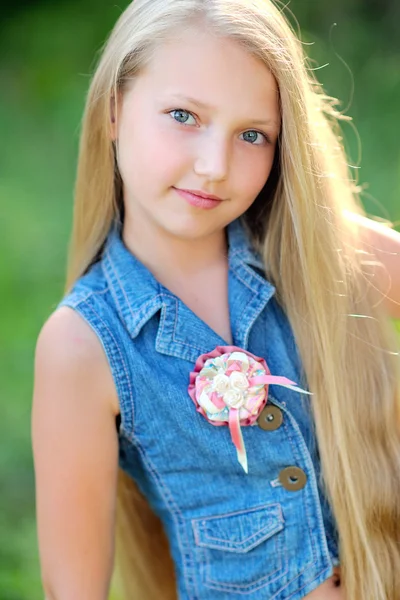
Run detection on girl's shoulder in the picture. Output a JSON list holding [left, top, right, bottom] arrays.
[[34, 304, 120, 419]]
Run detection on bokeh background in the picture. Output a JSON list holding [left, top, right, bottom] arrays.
[[1, 0, 399, 598]]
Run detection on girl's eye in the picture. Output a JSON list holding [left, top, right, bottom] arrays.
[[169, 109, 197, 126], [240, 130, 269, 145], [168, 109, 270, 145]]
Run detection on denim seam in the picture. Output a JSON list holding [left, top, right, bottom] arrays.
[[275, 565, 333, 600], [236, 294, 258, 350], [269, 395, 334, 596], [230, 250, 264, 271], [132, 438, 200, 600], [193, 502, 284, 524], [61, 286, 109, 308], [83, 301, 136, 439], [257, 427, 322, 599], [230, 263, 259, 294], [105, 248, 137, 324], [231, 254, 271, 289], [199, 520, 282, 548], [132, 294, 163, 334], [160, 294, 213, 352], [175, 298, 218, 351], [194, 504, 288, 593], [282, 416, 317, 578], [229, 266, 271, 348], [157, 297, 168, 348], [204, 533, 285, 593], [280, 400, 332, 566], [193, 502, 284, 546]]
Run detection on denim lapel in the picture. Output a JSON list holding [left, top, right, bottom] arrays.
[[102, 217, 276, 364]]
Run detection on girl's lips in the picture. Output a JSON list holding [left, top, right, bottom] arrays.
[[173, 187, 223, 209]]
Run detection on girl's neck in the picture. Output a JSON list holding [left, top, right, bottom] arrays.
[[121, 212, 229, 284]]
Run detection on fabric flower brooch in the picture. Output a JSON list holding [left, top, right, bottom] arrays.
[[188, 345, 311, 474]]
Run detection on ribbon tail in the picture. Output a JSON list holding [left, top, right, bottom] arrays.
[[277, 383, 313, 395], [249, 375, 313, 396], [229, 408, 248, 474]]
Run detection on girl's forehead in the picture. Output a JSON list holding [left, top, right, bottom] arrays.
[[145, 28, 269, 81], [130, 29, 280, 121]]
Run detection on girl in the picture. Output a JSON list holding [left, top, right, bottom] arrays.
[[32, 0, 400, 599]]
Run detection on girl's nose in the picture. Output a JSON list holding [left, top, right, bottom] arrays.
[[193, 133, 230, 182]]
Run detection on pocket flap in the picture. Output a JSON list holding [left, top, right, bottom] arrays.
[[192, 503, 284, 554]]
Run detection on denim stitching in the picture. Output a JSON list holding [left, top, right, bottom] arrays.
[[278, 566, 333, 600], [203, 532, 286, 593], [198, 520, 283, 549], [157, 298, 168, 346], [231, 255, 273, 290], [132, 294, 164, 334], [192, 502, 285, 544], [160, 294, 214, 352], [233, 278, 259, 348], [282, 415, 317, 574], [168, 294, 206, 351], [192, 502, 283, 535], [83, 301, 136, 439], [253, 427, 319, 598], [193, 504, 288, 593], [276, 399, 316, 574], [105, 248, 137, 324], [205, 537, 284, 593], [281, 401, 332, 565], [229, 267, 271, 348], [174, 298, 219, 350], [230, 249, 265, 271], [268, 395, 333, 597], [230, 263, 259, 293], [59, 286, 109, 309], [132, 438, 200, 600], [105, 251, 167, 338]]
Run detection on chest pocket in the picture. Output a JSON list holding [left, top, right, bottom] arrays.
[[192, 503, 287, 594]]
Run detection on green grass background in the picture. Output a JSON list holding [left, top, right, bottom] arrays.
[[0, 0, 399, 598]]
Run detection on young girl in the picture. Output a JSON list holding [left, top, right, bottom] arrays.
[[31, 0, 400, 599]]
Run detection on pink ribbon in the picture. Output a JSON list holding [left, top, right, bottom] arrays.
[[249, 375, 297, 387]]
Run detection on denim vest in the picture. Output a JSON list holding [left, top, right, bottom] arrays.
[[58, 217, 339, 599]]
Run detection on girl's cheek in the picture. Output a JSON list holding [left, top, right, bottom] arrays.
[[146, 129, 193, 172], [149, 137, 183, 169], [236, 150, 275, 196]]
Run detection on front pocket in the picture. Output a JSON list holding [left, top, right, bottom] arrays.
[[192, 503, 287, 594]]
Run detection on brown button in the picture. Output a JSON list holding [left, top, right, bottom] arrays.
[[257, 405, 283, 431], [279, 466, 307, 491]]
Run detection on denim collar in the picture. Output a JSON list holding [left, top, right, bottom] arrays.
[[102, 217, 276, 361]]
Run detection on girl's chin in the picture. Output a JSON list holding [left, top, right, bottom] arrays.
[[155, 212, 224, 239]]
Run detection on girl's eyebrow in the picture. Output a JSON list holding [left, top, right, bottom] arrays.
[[164, 93, 281, 129]]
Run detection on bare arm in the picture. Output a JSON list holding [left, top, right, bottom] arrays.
[[343, 210, 400, 319], [32, 307, 120, 600]]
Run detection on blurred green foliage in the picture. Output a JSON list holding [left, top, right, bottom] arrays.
[[0, 0, 399, 598]]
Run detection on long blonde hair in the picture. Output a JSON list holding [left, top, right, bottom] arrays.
[[65, 1, 400, 598]]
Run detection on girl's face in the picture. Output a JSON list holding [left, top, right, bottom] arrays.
[[113, 28, 281, 241]]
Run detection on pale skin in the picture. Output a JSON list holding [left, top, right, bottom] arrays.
[[32, 27, 400, 600]]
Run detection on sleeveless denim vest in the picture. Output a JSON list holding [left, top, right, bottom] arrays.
[[58, 217, 340, 599]]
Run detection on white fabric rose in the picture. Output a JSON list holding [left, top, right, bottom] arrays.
[[212, 373, 230, 395], [229, 371, 249, 391], [223, 389, 245, 408]]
